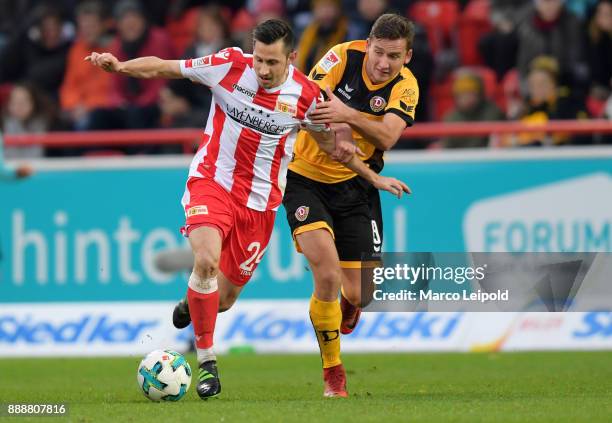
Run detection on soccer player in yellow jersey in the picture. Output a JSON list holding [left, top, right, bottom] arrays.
[[282, 14, 419, 397]]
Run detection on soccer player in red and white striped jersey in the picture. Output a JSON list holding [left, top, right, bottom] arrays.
[[86, 19, 409, 400]]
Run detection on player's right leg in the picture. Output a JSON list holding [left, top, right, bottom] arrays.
[[283, 170, 348, 397], [181, 177, 235, 400], [186, 225, 226, 399], [173, 274, 243, 329]]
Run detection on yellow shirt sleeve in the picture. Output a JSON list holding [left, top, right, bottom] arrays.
[[307, 43, 348, 93], [385, 76, 419, 127]]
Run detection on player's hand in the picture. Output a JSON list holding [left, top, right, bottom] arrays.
[[15, 164, 33, 178], [331, 138, 364, 163], [308, 87, 353, 124], [372, 175, 411, 199], [85, 52, 122, 73]]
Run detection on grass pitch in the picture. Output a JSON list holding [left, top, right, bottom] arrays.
[[1, 352, 611, 422]]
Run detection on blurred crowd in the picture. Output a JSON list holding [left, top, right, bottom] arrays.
[[0, 0, 611, 156]]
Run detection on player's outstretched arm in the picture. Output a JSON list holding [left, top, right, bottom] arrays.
[[85, 52, 182, 79], [308, 128, 411, 199]]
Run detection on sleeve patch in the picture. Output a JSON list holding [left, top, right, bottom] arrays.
[[319, 50, 341, 72], [190, 56, 212, 68]]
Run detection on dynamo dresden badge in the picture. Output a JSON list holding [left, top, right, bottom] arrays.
[[295, 206, 310, 222]]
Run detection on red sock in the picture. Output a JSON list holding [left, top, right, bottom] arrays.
[[187, 286, 219, 349]]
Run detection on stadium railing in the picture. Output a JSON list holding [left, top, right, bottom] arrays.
[[4, 120, 612, 151]]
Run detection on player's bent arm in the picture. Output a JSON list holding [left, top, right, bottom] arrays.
[[308, 129, 410, 198], [346, 110, 407, 151], [116, 57, 182, 79]]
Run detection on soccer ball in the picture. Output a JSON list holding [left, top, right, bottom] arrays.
[[137, 349, 192, 401]]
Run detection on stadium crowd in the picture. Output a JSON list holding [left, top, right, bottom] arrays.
[[0, 0, 611, 156]]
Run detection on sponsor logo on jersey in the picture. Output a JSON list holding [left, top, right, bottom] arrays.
[[187, 205, 208, 216], [192, 56, 211, 68], [275, 100, 297, 116], [319, 50, 340, 72], [338, 84, 353, 100], [232, 83, 256, 98], [402, 88, 418, 105], [225, 105, 292, 136], [370, 96, 387, 112], [295, 206, 309, 222]]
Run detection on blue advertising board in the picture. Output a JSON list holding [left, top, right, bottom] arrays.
[[2, 149, 611, 303]]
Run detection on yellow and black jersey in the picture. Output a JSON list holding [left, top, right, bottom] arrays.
[[289, 40, 419, 184]]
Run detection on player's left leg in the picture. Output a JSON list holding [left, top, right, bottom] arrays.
[[337, 185, 383, 334]]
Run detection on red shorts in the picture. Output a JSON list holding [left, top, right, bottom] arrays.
[[182, 177, 276, 286]]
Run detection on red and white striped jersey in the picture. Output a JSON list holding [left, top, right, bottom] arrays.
[[180, 47, 324, 212]]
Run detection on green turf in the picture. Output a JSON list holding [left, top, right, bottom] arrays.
[[1, 352, 611, 422]]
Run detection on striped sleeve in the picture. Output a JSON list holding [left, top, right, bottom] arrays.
[[180, 47, 244, 87]]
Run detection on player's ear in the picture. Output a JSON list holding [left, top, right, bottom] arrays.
[[404, 49, 413, 65], [288, 50, 297, 64]]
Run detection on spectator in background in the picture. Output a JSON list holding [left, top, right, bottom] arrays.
[[181, 5, 232, 128], [347, 0, 389, 41], [512, 56, 589, 146], [233, 0, 285, 53], [0, 4, 73, 101], [87, 0, 175, 131], [440, 70, 504, 148], [295, 0, 347, 72], [0, 131, 33, 180], [406, 22, 434, 124], [478, 9, 519, 81], [1, 82, 55, 158], [158, 79, 204, 129], [586, 0, 612, 106], [60, 0, 113, 130], [183, 5, 231, 58], [516, 0, 588, 97]]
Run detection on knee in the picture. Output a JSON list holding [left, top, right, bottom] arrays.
[[314, 265, 343, 289], [193, 249, 219, 277]]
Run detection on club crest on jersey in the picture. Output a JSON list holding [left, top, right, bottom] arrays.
[[187, 205, 208, 216], [295, 206, 309, 222], [319, 51, 340, 72], [275, 100, 297, 116], [370, 96, 387, 112]]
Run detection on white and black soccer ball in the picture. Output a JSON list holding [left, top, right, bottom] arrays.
[[137, 349, 192, 401]]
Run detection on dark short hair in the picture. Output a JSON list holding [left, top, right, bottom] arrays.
[[369, 14, 415, 51], [252, 19, 295, 53]]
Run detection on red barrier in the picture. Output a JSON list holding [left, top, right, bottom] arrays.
[[4, 129, 202, 154], [4, 120, 612, 150]]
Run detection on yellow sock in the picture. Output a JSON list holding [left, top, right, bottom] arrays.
[[309, 295, 342, 369]]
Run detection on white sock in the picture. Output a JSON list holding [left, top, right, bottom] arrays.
[[197, 347, 216, 364]]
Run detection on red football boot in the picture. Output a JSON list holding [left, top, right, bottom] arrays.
[[323, 364, 348, 398], [340, 295, 361, 335]]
